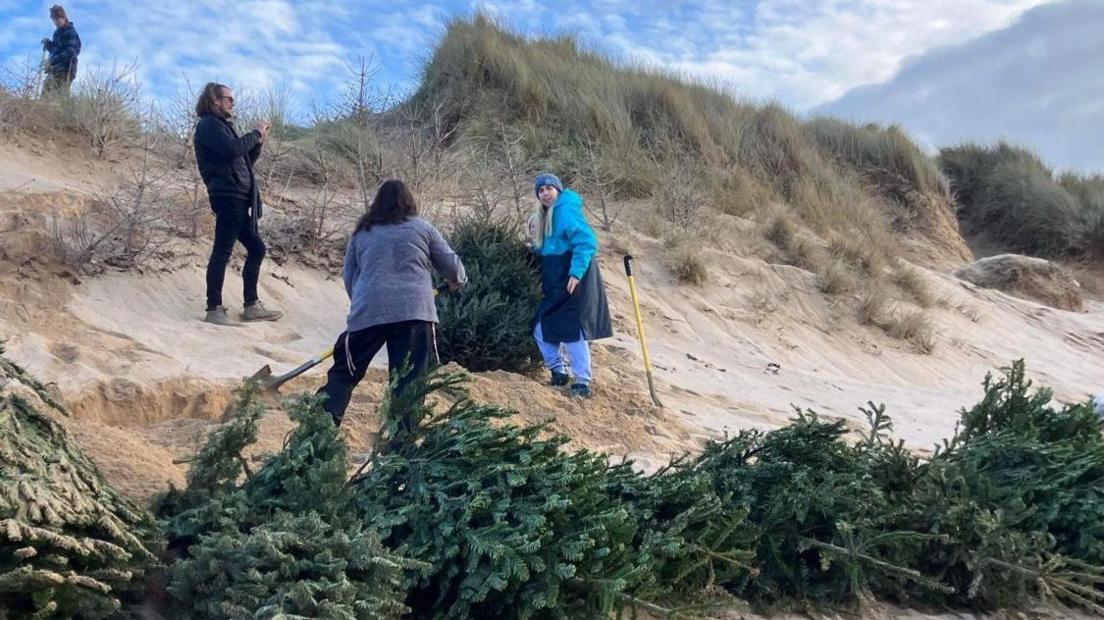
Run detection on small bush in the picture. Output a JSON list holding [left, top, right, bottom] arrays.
[[57, 63, 142, 159], [859, 284, 892, 326], [829, 233, 887, 276], [436, 216, 542, 372], [888, 308, 936, 353], [709, 166, 777, 217], [655, 152, 705, 228], [760, 207, 825, 269], [892, 261, 936, 308], [816, 259, 855, 295], [663, 234, 708, 284]]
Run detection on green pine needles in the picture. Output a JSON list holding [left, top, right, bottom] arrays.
[[435, 216, 542, 373], [148, 359, 1104, 618], [7, 321, 1101, 617], [0, 347, 161, 619], [156, 385, 418, 619]]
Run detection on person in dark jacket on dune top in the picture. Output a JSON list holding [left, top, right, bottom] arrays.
[[193, 82, 283, 326], [527, 172, 613, 399], [41, 5, 80, 95]]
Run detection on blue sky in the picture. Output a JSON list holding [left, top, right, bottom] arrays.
[[5, 1, 1096, 171]]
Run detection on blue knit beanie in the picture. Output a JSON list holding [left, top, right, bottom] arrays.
[[534, 172, 563, 197]]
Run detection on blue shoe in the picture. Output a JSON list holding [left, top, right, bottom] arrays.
[[570, 383, 592, 399]]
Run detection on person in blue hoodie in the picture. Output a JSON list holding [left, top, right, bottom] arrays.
[[528, 173, 612, 399]]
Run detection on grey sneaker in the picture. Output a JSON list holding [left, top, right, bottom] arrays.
[[203, 306, 236, 326], [242, 301, 283, 322], [570, 383, 592, 399]]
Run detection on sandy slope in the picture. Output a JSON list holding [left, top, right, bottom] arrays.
[[3, 142, 1102, 618], [4, 203, 1103, 502], [602, 234, 1104, 452]]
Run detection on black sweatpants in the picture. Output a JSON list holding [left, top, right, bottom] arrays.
[[318, 320, 438, 427], [205, 195, 265, 310]]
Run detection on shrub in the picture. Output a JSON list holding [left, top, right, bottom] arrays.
[[57, 63, 142, 159], [859, 284, 892, 326], [888, 308, 936, 354], [892, 261, 936, 308], [663, 234, 708, 284], [816, 259, 855, 295], [435, 217, 542, 372]]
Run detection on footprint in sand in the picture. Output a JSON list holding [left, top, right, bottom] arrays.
[[49, 342, 80, 363], [262, 329, 304, 345], [249, 346, 300, 364]]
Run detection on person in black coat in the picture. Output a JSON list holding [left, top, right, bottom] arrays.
[[193, 82, 283, 326], [40, 5, 80, 95]]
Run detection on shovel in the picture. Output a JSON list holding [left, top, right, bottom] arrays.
[[244, 283, 452, 398], [623, 255, 663, 407], [35, 49, 49, 98]]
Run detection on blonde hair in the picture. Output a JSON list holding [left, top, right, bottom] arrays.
[[527, 203, 554, 251]]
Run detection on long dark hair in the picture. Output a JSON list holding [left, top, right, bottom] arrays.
[[357, 179, 418, 232], [195, 82, 228, 118]]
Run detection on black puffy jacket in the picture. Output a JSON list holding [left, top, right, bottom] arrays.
[[194, 115, 262, 204], [44, 22, 80, 78]]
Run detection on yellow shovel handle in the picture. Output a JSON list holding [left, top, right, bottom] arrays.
[[624, 255, 663, 407]]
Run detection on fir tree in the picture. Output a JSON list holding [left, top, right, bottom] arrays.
[[435, 216, 542, 372], [159, 390, 416, 619], [0, 345, 161, 618]]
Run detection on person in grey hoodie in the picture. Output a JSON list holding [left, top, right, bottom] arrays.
[[318, 179, 466, 434]]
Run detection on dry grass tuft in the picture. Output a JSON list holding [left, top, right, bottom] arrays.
[[816, 259, 856, 295], [892, 261, 936, 308], [888, 308, 936, 353], [663, 234, 709, 285]]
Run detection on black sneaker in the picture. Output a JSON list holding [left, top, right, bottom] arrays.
[[570, 383, 592, 399], [550, 371, 571, 386]]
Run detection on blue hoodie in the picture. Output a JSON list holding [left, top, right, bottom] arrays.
[[539, 188, 597, 280]]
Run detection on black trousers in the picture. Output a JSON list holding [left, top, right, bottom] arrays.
[[318, 320, 438, 427], [205, 195, 265, 310]]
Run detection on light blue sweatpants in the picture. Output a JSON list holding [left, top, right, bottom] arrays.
[[533, 323, 592, 384]]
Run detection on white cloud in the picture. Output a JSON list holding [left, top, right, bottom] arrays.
[[450, 0, 1052, 109], [633, 0, 1053, 108], [0, 0, 1068, 125], [814, 0, 1104, 173], [21, 0, 348, 112]]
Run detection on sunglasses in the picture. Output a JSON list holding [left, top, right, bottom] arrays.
[[218, 95, 235, 104]]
